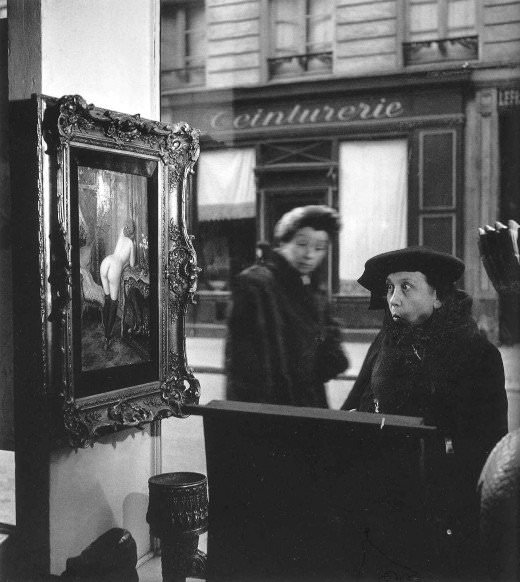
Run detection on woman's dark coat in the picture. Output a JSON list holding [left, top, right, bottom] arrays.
[[225, 249, 349, 407], [342, 290, 507, 477], [341, 290, 508, 575]]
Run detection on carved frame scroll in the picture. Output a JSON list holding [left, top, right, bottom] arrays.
[[37, 94, 201, 447]]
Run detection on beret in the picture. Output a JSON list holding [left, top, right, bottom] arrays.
[[358, 246, 465, 309]]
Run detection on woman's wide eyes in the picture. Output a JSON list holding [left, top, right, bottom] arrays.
[[387, 283, 411, 293]]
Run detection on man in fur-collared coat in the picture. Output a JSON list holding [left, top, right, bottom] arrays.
[[341, 246, 508, 579], [225, 205, 349, 407]]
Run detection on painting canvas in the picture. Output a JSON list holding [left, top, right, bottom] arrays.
[[78, 165, 151, 370], [71, 149, 159, 398]]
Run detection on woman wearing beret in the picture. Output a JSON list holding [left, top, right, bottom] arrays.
[[342, 246, 508, 579], [225, 205, 349, 407]]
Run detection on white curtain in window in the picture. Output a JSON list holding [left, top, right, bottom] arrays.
[[198, 148, 256, 221], [339, 140, 408, 290]]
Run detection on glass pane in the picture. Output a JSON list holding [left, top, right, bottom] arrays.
[[160, 6, 180, 71], [307, 0, 333, 53], [409, 1, 438, 39], [274, 21, 301, 54], [421, 132, 455, 208], [273, 0, 303, 54], [161, 2, 206, 89], [186, 4, 206, 59], [448, 0, 475, 35], [420, 214, 455, 254]]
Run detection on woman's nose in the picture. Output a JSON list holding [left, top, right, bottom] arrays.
[[389, 288, 401, 305]]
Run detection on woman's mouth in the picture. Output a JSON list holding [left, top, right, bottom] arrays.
[[298, 263, 313, 272]]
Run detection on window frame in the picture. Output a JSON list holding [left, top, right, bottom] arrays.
[[268, 0, 334, 80], [403, 0, 479, 66], [405, 0, 477, 41], [160, 0, 206, 90]]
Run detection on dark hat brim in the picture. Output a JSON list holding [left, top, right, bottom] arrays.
[[358, 246, 465, 310]]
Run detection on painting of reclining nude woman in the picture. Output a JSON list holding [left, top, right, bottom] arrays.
[[76, 164, 155, 375]]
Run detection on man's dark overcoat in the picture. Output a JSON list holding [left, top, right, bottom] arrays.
[[225, 249, 348, 406]]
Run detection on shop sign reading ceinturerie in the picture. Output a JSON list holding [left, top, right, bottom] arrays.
[[210, 98, 404, 130], [166, 89, 465, 136]]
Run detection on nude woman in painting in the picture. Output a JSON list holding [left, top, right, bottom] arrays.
[[100, 218, 136, 346]]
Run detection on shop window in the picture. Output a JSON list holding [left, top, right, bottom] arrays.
[[268, 0, 333, 79], [160, 0, 206, 91], [338, 140, 408, 295], [403, 0, 478, 65], [197, 219, 256, 289]]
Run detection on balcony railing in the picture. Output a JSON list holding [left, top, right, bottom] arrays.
[[268, 51, 333, 79], [403, 36, 478, 66]]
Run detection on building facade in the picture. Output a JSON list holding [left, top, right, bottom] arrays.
[[160, 0, 520, 341]]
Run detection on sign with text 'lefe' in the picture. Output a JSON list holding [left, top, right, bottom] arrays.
[[498, 87, 520, 110]]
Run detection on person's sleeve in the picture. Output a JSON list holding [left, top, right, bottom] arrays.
[[340, 333, 382, 411], [315, 310, 349, 382], [453, 339, 508, 487], [225, 274, 279, 403]]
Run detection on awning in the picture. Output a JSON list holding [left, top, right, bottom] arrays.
[[198, 148, 256, 221]]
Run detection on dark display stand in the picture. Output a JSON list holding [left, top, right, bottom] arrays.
[[190, 401, 445, 582]]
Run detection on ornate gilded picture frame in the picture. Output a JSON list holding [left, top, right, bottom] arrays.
[[36, 94, 201, 447]]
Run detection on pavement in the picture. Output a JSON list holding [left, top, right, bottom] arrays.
[[186, 336, 369, 377], [185, 336, 369, 409]]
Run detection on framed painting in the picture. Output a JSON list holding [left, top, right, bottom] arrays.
[[25, 94, 201, 447]]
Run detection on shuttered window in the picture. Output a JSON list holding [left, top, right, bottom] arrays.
[[411, 129, 461, 256]]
